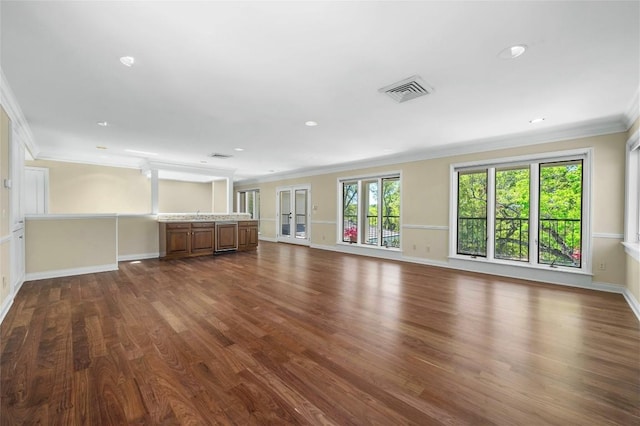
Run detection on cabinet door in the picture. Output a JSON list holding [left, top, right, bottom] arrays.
[[216, 223, 238, 252], [166, 227, 190, 256], [247, 225, 259, 248], [238, 226, 248, 250], [191, 227, 214, 255]]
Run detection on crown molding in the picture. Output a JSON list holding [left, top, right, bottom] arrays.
[[0, 68, 39, 157], [142, 160, 235, 179], [235, 115, 628, 185], [31, 151, 144, 169], [625, 87, 640, 130]]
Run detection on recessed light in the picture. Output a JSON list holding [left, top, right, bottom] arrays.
[[96, 145, 108, 150], [529, 117, 545, 124], [125, 149, 158, 156], [120, 56, 135, 67], [305, 121, 318, 127], [97, 121, 108, 127], [498, 44, 527, 60], [234, 148, 245, 152]]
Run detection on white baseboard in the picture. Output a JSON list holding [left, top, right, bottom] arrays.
[[311, 242, 403, 261], [401, 255, 451, 269], [259, 236, 277, 243], [0, 293, 13, 324], [622, 288, 640, 322], [118, 252, 159, 262], [308, 243, 640, 323], [25, 263, 119, 281]]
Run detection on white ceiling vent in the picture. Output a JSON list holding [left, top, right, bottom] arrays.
[[379, 75, 433, 103], [209, 153, 233, 159]]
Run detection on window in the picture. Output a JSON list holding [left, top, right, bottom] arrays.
[[451, 150, 590, 271], [339, 174, 401, 248], [624, 129, 640, 260], [457, 170, 487, 256], [495, 167, 529, 262], [237, 189, 260, 228]]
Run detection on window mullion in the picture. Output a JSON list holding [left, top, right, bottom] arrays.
[[378, 177, 383, 247], [357, 180, 363, 244], [487, 168, 496, 261], [530, 162, 540, 266]]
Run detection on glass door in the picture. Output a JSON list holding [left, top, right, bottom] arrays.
[[277, 185, 311, 245], [279, 189, 291, 237]]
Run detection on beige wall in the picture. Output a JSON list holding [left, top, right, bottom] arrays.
[[213, 179, 228, 213], [118, 215, 159, 259], [26, 160, 151, 214], [236, 131, 628, 285], [25, 217, 117, 275], [158, 179, 212, 213], [0, 107, 10, 308]]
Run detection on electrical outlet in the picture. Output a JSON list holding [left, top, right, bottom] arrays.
[[598, 262, 606, 270], [2, 277, 6, 289], [412, 244, 417, 250], [426, 245, 431, 253]]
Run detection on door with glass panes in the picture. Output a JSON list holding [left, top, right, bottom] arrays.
[[276, 185, 310, 245]]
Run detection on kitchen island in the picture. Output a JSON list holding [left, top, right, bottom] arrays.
[[158, 214, 258, 259]]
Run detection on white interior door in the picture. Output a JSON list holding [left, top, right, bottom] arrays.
[[24, 167, 48, 214], [276, 185, 310, 245]]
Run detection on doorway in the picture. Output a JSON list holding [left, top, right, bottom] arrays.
[[276, 185, 311, 245]]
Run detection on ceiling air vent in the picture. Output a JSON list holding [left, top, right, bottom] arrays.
[[379, 75, 433, 103], [209, 153, 233, 159]]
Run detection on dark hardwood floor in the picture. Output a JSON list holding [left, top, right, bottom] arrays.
[[2, 242, 639, 425]]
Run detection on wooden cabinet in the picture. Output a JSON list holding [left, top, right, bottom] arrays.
[[238, 220, 259, 251], [191, 222, 215, 255], [215, 222, 238, 252], [160, 222, 214, 259]]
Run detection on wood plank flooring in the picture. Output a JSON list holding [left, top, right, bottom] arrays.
[[2, 242, 639, 425]]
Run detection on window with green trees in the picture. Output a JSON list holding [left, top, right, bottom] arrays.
[[454, 154, 586, 270], [340, 175, 400, 248]]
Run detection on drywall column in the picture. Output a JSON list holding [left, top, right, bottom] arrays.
[[151, 169, 159, 214]]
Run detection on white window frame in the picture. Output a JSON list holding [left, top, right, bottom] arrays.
[[449, 148, 592, 275], [623, 129, 640, 261], [237, 189, 260, 233], [337, 171, 402, 250], [237, 189, 260, 217]]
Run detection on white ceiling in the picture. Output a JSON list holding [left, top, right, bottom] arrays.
[[2, 1, 638, 182]]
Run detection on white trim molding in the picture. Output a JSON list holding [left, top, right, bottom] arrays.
[[236, 117, 626, 186], [624, 87, 640, 129], [311, 220, 337, 225], [622, 288, 640, 322], [0, 68, 39, 157], [0, 293, 14, 325], [118, 253, 159, 262], [25, 263, 119, 282], [303, 241, 640, 322], [593, 233, 624, 239], [403, 224, 449, 231], [622, 242, 640, 263], [25, 213, 118, 221]]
